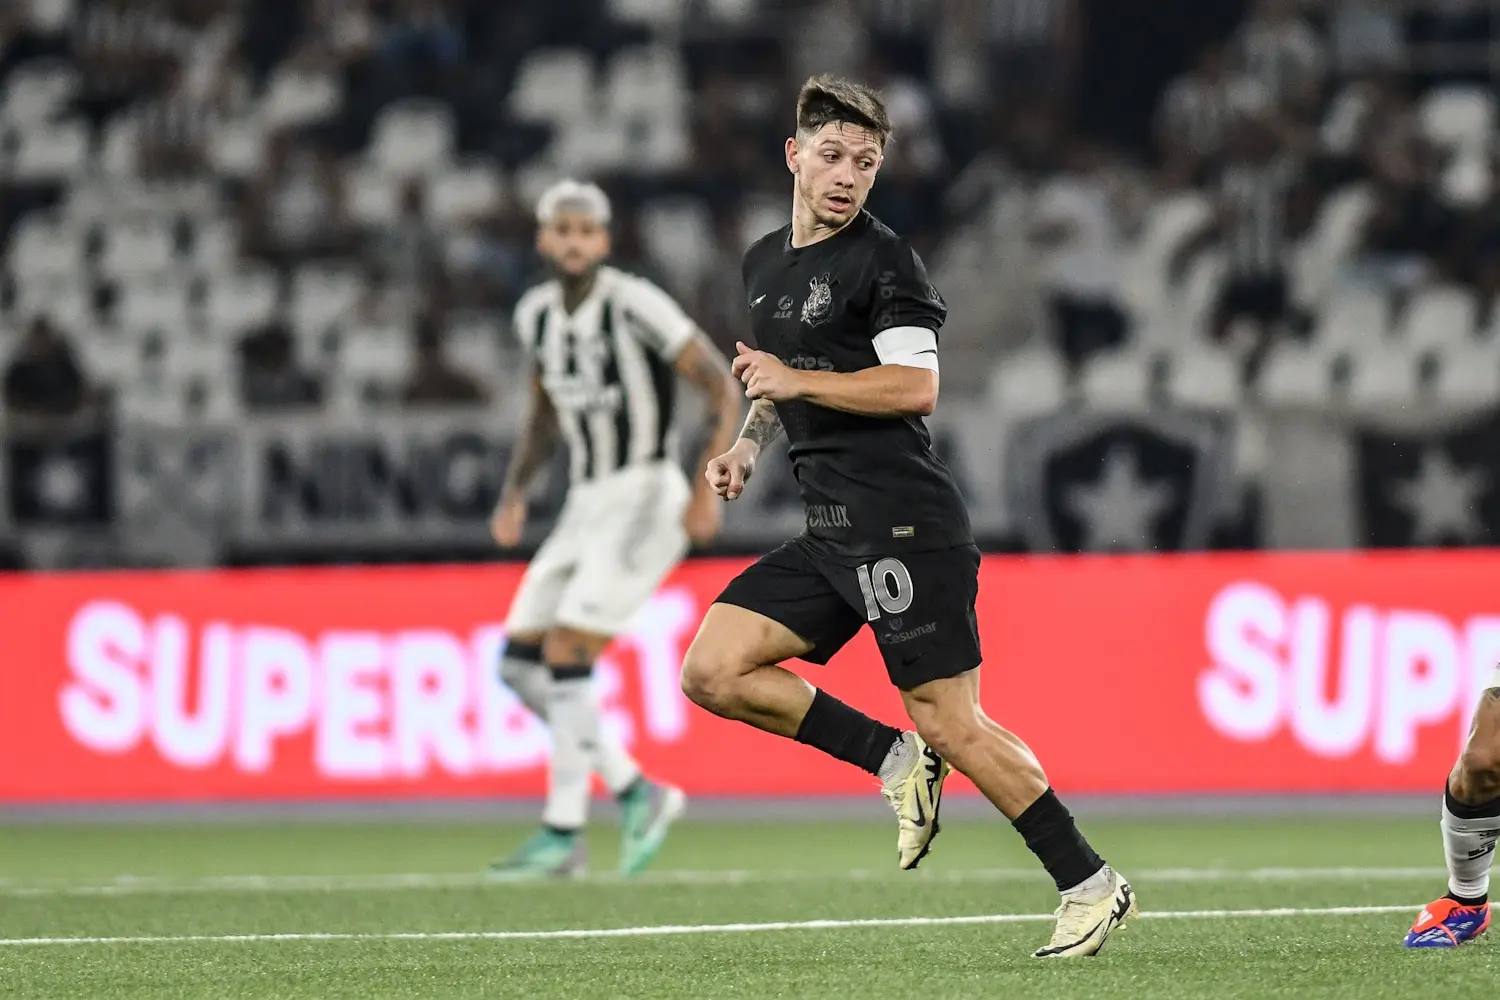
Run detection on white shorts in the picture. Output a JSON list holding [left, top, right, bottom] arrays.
[[506, 461, 692, 637]]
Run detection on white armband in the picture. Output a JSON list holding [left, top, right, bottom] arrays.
[[871, 326, 939, 373]]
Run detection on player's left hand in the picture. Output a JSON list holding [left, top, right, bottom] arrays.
[[682, 489, 723, 546], [733, 342, 803, 402]]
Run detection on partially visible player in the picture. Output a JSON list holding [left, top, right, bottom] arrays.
[[487, 180, 741, 879], [681, 77, 1136, 957], [1404, 682, 1500, 946]]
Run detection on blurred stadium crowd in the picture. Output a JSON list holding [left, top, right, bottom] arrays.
[[4, 0, 1500, 567]]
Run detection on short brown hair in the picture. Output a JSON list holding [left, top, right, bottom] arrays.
[[795, 75, 891, 147]]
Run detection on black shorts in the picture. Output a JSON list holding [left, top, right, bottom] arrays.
[[715, 537, 983, 690]]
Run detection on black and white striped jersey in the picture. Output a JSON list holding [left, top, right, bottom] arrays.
[[513, 267, 695, 484], [1220, 156, 1297, 279]]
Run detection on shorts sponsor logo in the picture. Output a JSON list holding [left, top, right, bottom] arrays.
[[884, 622, 938, 644], [806, 504, 852, 529]]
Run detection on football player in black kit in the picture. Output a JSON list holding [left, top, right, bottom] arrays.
[[680, 76, 1137, 958]]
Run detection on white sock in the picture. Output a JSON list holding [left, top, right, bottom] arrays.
[[876, 734, 913, 784], [502, 651, 641, 798], [499, 652, 549, 717], [596, 729, 642, 797], [1443, 793, 1500, 901], [1062, 864, 1114, 903], [542, 672, 599, 830]]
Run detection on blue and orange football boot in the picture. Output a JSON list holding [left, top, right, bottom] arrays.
[[1404, 897, 1491, 948]]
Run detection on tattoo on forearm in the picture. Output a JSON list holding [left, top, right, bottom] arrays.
[[738, 399, 783, 449], [679, 336, 738, 451], [502, 406, 557, 498]]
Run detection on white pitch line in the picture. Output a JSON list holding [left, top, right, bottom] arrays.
[[0, 865, 1447, 898], [0, 903, 1422, 948]]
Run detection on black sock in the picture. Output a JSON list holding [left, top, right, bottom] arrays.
[[1445, 785, 1500, 819], [794, 689, 901, 777], [1012, 788, 1105, 892], [1446, 890, 1489, 907], [544, 825, 578, 839]]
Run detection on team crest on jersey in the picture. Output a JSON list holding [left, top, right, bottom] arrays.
[[801, 274, 834, 326]]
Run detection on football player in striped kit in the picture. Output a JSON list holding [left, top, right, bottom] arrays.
[[487, 181, 740, 879]]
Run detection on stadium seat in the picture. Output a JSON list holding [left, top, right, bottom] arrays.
[[117, 279, 192, 334], [7, 215, 82, 280], [606, 0, 687, 28], [205, 267, 279, 335], [989, 346, 1069, 418], [262, 68, 343, 132], [0, 60, 78, 125], [207, 118, 265, 180], [639, 198, 714, 293], [1317, 286, 1391, 353], [338, 324, 414, 403], [1398, 284, 1477, 350], [99, 117, 141, 176], [1292, 184, 1374, 308], [509, 50, 596, 125], [1433, 344, 1500, 408], [627, 115, 692, 172], [1079, 347, 1153, 410], [1440, 147, 1491, 208], [75, 331, 146, 387], [369, 100, 455, 177], [100, 221, 178, 278], [1344, 344, 1419, 411], [345, 165, 399, 225], [551, 118, 630, 172], [446, 317, 506, 381], [1257, 341, 1333, 410], [1177, 249, 1226, 342], [738, 198, 787, 250], [290, 267, 365, 337], [13, 120, 89, 181], [1118, 191, 1215, 320], [1420, 86, 1495, 151], [191, 219, 240, 274], [16, 275, 91, 330], [1166, 344, 1242, 411], [426, 164, 505, 225], [603, 46, 688, 119], [27, 0, 75, 32]]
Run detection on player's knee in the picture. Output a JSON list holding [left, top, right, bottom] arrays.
[[542, 627, 608, 667], [910, 706, 984, 770], [499, 635, 543, 683], [1458, 739, 1500, 787], [679, 642, 738, 714]]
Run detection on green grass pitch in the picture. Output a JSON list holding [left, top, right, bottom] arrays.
[[0, 810, 1494, 998]]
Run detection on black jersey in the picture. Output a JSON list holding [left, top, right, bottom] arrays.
[[742, 210, 973, 558]]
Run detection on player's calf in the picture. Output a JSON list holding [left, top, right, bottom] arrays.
[[498, 634, 548, 717], [901, 673, 1134, 955], [1405, 687, 1500, 947]]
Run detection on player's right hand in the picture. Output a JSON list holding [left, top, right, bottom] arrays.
[[705, 441, 756, 501], [490, 497, 526, 548]]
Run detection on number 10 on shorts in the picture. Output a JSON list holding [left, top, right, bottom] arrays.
[[856, 558, 913, 621]]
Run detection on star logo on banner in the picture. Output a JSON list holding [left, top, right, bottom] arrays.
[[1064, 446, 1175, 551], [1389, 448, 1488, 543], [36, 454, 89, 514]]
